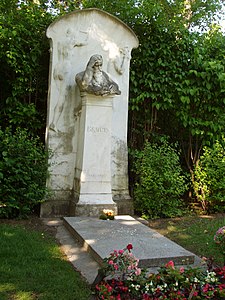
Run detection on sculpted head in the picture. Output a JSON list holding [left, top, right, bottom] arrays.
[[76, 54, 121, 96], [87, 54, 103, 70]]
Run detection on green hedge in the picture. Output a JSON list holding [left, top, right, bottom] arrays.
[[0, 128, 50, 218], [193, 139, 225, 213], [133, 139, 188, 219]]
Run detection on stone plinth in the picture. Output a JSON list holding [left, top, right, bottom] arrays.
[[74, 93, 117, 216]]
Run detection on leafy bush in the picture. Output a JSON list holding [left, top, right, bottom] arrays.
[[0, 128, 50, 218], [193, 140, 225, 213], [133, 139, 188, 219]]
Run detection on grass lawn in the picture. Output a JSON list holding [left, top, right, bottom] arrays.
[[148, 213, 225, 266], [0, 222, 92, 300]]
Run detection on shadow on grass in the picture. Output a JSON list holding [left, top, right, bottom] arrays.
[[148, 213, 225, 266], [0, 224, 92, 300]]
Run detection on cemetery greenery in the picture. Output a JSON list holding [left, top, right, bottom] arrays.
[[0, 223, 92, 300], [0, 128, 50, 218], [1, 0, 225, 217], [150, 214, 225, 267], [132, 138, 188, 218]]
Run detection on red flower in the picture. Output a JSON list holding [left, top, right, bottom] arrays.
[[165, 260, 175, 269], [219, 283, 225, 290], [143, 293, 151, 299], [127, 244, 133, 252], [203, 283, 210, 293], [215, 266, 225, 278]]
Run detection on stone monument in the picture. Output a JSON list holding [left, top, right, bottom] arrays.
[[40, 8, 139, 217]]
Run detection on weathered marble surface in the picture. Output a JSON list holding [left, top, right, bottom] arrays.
[[41, 9, 138, 217], [74, 94, 117, 216]]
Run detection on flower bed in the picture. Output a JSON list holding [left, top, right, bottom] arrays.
[[95, 244, 225, 299], [214, 226, 225, 265]]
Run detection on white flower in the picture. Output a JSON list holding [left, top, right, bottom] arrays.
[[205, 271, 218, 283], [135, 284, 140, 291], [145, 284, 150, 292]]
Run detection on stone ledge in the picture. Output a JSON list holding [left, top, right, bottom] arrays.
[[63, 215, 196, 269]]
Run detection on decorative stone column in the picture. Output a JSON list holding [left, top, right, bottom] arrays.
[[73, 54, 121, 216], [74, 93, 117, 216]]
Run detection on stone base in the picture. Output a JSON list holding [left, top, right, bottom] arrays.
[[74, 203, 118, 217], [40, 200, 70, 217], [40, 190, 73, 217], [113, 194, 134, 215]]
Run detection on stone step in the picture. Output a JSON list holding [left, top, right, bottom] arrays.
[[63, 215, 196, 269]]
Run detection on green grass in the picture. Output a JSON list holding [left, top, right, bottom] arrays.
[[149, 214, 225, 266], [0, 224, 92, 300]]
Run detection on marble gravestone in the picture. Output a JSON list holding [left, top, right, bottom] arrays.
[[40, 9, 139, 217]]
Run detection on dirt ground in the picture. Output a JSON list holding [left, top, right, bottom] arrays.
[[0, 215, 58, 239], [0, 214, 177, 239], [1, 213, 224, 239]]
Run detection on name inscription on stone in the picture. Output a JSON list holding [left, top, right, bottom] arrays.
[[83, 169, 107, 180], [87, 126, 109, 134]]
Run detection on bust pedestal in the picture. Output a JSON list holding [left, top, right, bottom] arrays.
[[73, 93, 117, 216]]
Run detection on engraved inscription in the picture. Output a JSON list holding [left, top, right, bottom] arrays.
[[87, 126, 109, 134], [82, 169, 108, 180]]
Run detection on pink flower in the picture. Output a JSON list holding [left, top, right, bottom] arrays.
[[107, 285, 113, 292], [108, 260, 114, 265], [127, 244, 133, 252], [118, 249, 124, 254], [114, 263, 119, 270], [165, 260, 175, 269], [179, 267, 185, 273], [135, 268, 141, 276]]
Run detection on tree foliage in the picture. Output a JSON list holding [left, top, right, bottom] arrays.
[[0, 0, 81, 137], [0, 0, 53, 136]]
